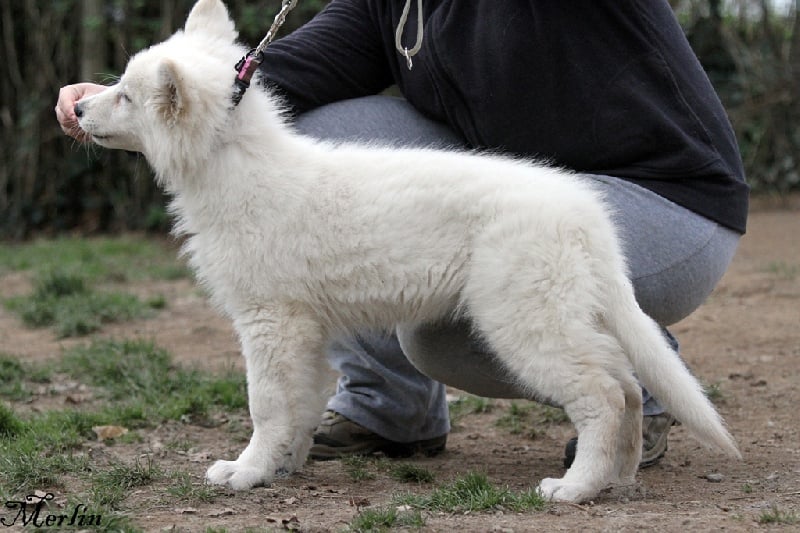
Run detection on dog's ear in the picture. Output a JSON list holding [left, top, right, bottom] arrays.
[[153, 59, 188, 125], [185, 0, 237, 42]]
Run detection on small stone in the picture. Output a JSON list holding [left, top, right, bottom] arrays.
[[705, 473, 725, 483]]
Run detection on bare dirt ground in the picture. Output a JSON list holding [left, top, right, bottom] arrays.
[[1, 196, 798, 532]]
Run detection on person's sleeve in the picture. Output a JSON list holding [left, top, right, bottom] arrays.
[[259, 0, 393, 114]]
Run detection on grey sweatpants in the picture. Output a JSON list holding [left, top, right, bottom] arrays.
[[295, 95, 741, 443]]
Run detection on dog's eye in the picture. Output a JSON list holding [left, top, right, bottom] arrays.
[[118, 92, 132, 104]]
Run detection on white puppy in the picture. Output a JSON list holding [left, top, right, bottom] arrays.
[[75, 0, 740, 503]]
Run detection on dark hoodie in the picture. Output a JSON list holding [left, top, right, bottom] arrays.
[[262, 0, 749, 233]]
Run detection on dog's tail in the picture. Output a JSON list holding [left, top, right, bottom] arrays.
[[604, 272, 741, 460]]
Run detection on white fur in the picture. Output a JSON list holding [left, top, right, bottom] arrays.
[[76, 0, 740, 503]]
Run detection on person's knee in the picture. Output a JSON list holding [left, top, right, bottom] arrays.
[[397, 321, 470, 381], [294, 95, 464, 148], [633, 226, 740, 326]]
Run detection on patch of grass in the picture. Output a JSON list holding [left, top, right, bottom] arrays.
[[167, 471, 219, 503], [0, 236, 189, 282], [757, 505, 799, 525], [0, 338, 247, 501], [342, 455, 377, 481], [96, 456, 162, 490], [495, 401, 568, 439], [533, 403, 570, 424], [166, 437, 196, 453], [0, 417, 93, 497], [395, 471, 547, 513], [0, 402, 24, 437], [448, 394, 493, 426], [146, 293, 167, 309], [60, 338, 247, 422], [0, 353, 52, 401], [5, 271, 162, 338], [389, 463, 435, 484], [704, 381, 725, 404], [348, 505, 424, 532], [91, 457, 162, 509], [766, 261, 800, 280]]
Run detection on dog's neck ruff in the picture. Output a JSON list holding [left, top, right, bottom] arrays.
[[231, 0, 297, 107]]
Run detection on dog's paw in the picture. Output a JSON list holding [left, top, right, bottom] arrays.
[[206, 460, 269, 490], [537, 477, 595, 503]]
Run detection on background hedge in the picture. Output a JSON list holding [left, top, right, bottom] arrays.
[[1, 0, 797, 239]]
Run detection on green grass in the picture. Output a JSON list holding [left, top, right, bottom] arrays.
[[0, 401, 25, 437], [4, 270, 164, 338], [766, 261, 799, 280], [0, 352, 52, 401], [340, 457, 435, 485], [1, 237, 191, 337], [91, 457, 163, 509], [348, 505, 425, 532], [757, 505, 799, 525], [167, 471, 219, 503], [394, 471, 547, 514], [389, 463, 435, 484], [448, 394, 493, 426], [495, 401, 568, 439], [0, 409, 96, 497], [342, 455, 378, 481], [0, 236, 189, 282], [0, 340, 247, 503], [60, 338, 247, 423], [704, 381, 725, 404]]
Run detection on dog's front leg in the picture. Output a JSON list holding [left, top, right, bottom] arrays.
[[206, 304, 328, 490]]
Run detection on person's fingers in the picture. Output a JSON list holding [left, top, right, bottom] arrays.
[[55, 84, 98, 142], [56, 85, 80, 122]]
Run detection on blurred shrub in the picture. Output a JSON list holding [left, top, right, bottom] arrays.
[[680, 0, 800, 193], [0, 0, 329, 239], [0, 1, 797, 239]]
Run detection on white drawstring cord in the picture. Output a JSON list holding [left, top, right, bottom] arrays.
[[395, 0, 424, 70]]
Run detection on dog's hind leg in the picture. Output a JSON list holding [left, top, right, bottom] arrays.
[[483, 330, 628, 502], [206, 304, 328, 490], [463, 231, 631, 502]]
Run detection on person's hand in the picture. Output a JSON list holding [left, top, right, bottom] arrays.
[[55, 83, 107, 142]]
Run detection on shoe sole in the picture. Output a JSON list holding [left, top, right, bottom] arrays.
[[310, 436, 446, 461]]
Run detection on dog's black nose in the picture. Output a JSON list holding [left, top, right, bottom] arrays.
[[74, 102, 84, 118]]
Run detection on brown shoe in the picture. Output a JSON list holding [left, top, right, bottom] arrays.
[[563, 412, 676, 469], [639, 412, 676, 467], [309, 410, 447, 460]]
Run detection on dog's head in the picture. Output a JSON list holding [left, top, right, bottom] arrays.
[[76, 0, 246, 173]]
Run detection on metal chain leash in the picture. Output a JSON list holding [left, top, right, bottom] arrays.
[[255, 0, 299, 55], [232, 0, 299, 107]]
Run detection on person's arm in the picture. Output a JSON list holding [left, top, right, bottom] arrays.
[[261, 0, 393, 114]]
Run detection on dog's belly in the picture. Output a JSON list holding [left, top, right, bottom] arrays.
[[290, 256, 468, 333]]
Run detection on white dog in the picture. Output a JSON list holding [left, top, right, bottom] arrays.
[[75, 0, 740, 503]]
